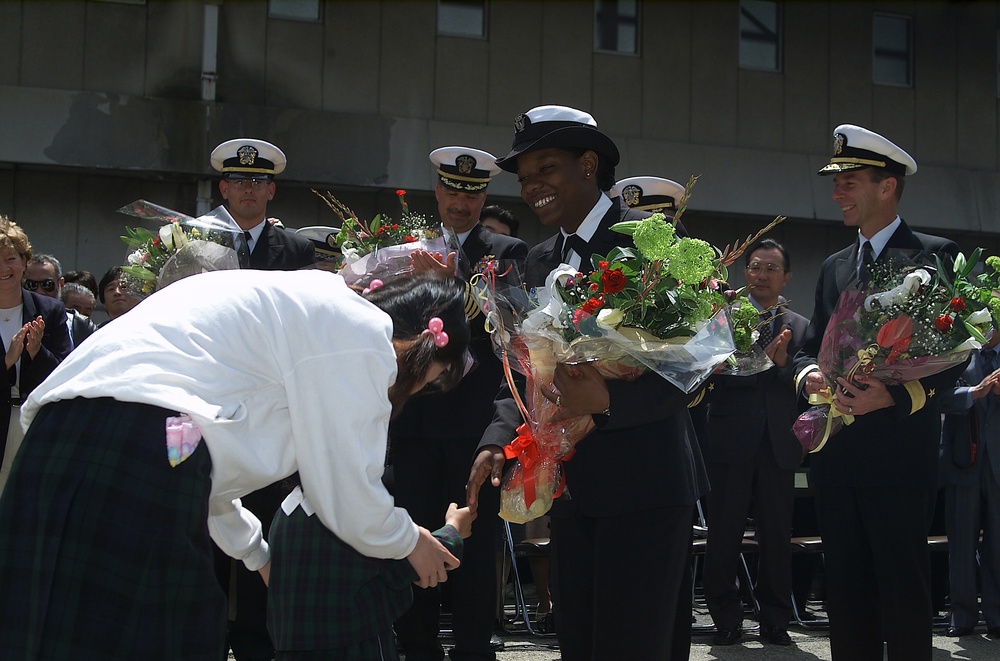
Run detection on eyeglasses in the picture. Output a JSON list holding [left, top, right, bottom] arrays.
[[23, 278, 57, 293], [746, 263, 784, 275], [227, 178, 269, 191]]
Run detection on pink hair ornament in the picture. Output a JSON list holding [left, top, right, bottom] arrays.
[[362, 278, 384, 296], [424, 316, 449, 348]]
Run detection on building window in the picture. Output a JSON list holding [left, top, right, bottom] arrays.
[[268, 0, 321, 22], [873, 13, 912, 87], [594, 0, 639, 55], [438, 0, 486, 38], [739, 0, 781, 71]]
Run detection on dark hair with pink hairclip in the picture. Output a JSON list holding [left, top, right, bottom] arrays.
[[363, 273, 470, 412]]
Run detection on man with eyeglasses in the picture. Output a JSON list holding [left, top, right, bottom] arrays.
[[25, 255, 97, 350], [210, 138, 317, 661], [211, 138, 315, 271], [701, 239, 809, 647]]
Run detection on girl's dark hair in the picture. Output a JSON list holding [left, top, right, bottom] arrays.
[[364, 274, 471, 413]]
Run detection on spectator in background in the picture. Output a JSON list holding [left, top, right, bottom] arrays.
[[26, 255, 98, 349], [479, 205, 520, 238], [61, 282, 96, 319], [64, 270, 99, 301], [97, 267, 139, 327], [0, 218, 71, 494]]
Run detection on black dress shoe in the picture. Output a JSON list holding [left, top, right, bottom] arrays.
[[712, 628, 743, 645], [948, 626, 975, 637], [489, 634, 505, 651], [760, 625, 792, 645]]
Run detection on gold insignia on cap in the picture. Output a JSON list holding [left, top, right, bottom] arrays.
[[237, 145, 259, 166], [456, 154, 476, 175], [622, 185, 642, 208], [833, 133, 846, 156], [514, 113, 527, 132]]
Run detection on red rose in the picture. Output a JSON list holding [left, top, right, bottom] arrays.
[[589, 282, 599, 291], [395, 189, 406, 197], [949, 297, 966, 312], [404, 236, 416, 243], [582, 297, 603, 314], [598, 260, 609, 270], [572, 308, 588, 329], [601, 267, 627, 294], [935, 314, 954, 333]]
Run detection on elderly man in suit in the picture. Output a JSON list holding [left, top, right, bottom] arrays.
[[792, 124, 966, 661], [391, 146, 527, 661], [467, 105, 709, 661], [210, 138, 317, 661], [703, 238, 809, 646], [940, 329, 1000, 638]]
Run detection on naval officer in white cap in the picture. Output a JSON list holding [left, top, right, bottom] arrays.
[[391, 145, 526, 661], [792, 125, 962, 661], [209, 138, 316, 661], [211, 138, 315, 271]]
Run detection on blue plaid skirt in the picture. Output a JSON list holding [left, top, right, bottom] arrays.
[[0, 397, 226, 660]]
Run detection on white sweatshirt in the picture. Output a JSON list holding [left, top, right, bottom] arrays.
[[22, 269, 418, 571]]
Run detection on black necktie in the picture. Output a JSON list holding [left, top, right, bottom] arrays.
[[236, 231, 251, 267], [859, 241, 875, 287], [562, 233, 589, 262], [756, 312, 774, 348]]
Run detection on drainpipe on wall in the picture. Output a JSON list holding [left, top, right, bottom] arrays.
[[197, 2, 220, 216]]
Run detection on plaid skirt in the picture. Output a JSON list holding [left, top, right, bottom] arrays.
[[267, 503, 413, 656], [0, 397, 226, 661]]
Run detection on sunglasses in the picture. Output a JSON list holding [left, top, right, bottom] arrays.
[[23, 278, 57, 293]]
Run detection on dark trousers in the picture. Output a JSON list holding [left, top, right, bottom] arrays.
[[704, 439, 794, 630], [815, 484, 936, 661], [215, 482, 289, 661], [392, 435, 498, 661], [946, 456, 1000, 630], [551, 503, 693, 661]]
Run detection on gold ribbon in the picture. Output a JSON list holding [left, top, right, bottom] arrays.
[[805, 389, 855, 453]]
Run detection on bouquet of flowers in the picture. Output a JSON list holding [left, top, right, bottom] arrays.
[[118, 200, 242, 298], [473, 179, 784, 522], [793, 249, 1000, 453], [314, 189, 460, 288]]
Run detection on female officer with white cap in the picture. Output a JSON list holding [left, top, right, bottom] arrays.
[[467, 105, 709, 661]]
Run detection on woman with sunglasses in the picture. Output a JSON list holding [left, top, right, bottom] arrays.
[[0, 269, 470, 661], [0, 216, 71, 494]]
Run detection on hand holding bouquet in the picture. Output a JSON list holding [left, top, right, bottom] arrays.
[[794, 249, 1000, 453], [474, 179, 785, 521], [314, 189, 459, 288]]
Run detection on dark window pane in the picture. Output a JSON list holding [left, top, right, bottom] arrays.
[[439, 0, 486, 38], [595, 0, 639, 54], [268, 0, 320, 22], [873, 14, 912, 86], [739, 0, 781, 71]]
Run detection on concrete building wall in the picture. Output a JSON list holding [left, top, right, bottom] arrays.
[[0, 0, 997, 318]]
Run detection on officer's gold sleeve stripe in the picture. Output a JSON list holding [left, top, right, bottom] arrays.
[[463, 282, 481, 320], [904, 381, 926, 415]]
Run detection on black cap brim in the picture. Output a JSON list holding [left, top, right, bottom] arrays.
[[496, 126, 620, 173]]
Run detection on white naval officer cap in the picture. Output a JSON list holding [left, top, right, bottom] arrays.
[[429, 146, 501, 193], [611, 176, 686, 213], [817, 124, 917, 177], [211, 138, 287, 178]]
